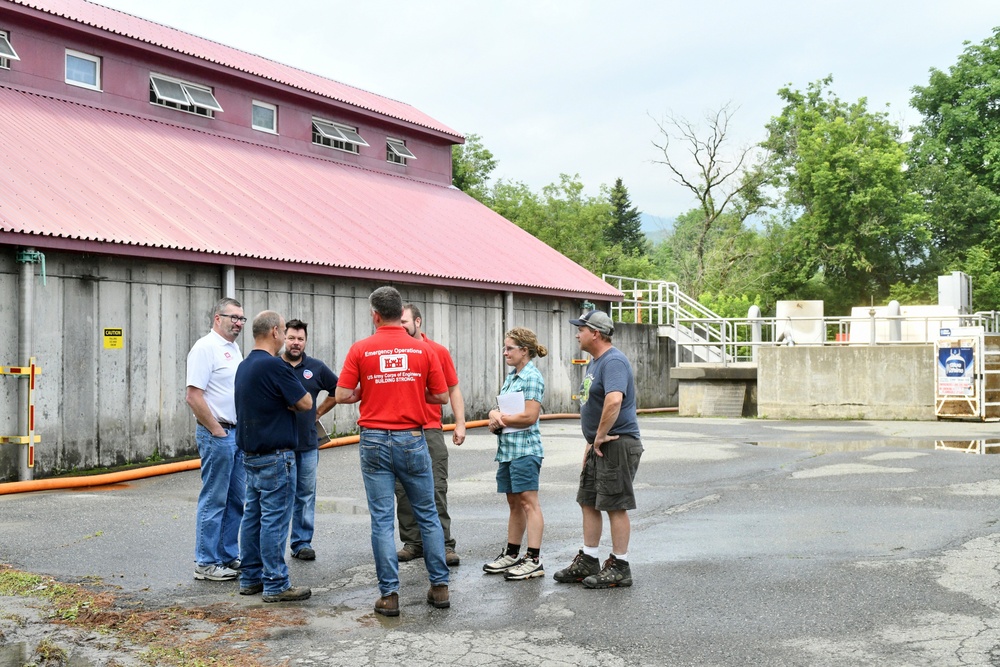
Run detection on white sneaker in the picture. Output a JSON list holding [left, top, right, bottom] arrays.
[[483, 551, 519, 574], [194, 564, 238, 581], [503, 557, 544, 580]]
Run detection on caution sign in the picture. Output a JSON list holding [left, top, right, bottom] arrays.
[[103, 327, 124, 349]]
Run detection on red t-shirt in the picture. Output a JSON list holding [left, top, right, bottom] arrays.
[[337, 326, 447, 429], [420, 333, 459, 429]]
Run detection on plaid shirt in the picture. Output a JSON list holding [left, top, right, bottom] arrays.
[[495, 361, 545, 462]]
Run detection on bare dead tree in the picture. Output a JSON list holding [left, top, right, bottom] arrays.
[[652, 103, 770, 294]]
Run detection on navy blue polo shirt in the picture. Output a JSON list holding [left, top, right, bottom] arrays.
[[285, 354, 339, 452], [234, 349, 307, 454]]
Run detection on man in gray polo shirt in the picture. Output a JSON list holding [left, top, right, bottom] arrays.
[[554, 310, 644, 589]]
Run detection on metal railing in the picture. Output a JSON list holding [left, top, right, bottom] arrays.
[[602, 275, 1000, 367]]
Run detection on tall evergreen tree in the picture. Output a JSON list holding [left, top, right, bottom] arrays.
[[606, 178, 646, 256]]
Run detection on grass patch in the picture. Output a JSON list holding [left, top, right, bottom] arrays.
[[0, 564, 303, 666]]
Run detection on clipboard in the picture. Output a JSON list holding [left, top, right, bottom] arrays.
[[497, 391, 529, 433]]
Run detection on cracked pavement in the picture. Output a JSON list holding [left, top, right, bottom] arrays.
[[4, 416, 1000, 666]]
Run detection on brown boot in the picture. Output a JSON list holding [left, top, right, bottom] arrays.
[[375, 592, 399, 617], [397, 545, 423, 562], [445, 548, 461, 567], [426, 584, 450, 609]]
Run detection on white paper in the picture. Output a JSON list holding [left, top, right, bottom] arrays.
[[496, 391, 529, 433]]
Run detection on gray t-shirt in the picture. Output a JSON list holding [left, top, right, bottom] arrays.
[[579, 346, 641, 443]]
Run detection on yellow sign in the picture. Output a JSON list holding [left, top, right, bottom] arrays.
[[103, 327, 124, 349]]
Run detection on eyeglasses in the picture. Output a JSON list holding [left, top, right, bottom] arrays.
[[502, 345, 524, 353], [219, 313, 248, 324]]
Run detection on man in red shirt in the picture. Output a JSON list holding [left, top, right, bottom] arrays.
[[395, 304, 466, 567], [335, 286, 451, 617]]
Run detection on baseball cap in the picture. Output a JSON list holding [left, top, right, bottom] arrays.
[[569, 310, 615, 336]]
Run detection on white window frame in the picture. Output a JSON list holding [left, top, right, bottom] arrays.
[[0, 30, 20, 69], [312, 118, 369, 153], [149, 73, 223, 114], [251, 100, 278, 133], [386, 138, 416, 164], [65, 49, 101, 91]]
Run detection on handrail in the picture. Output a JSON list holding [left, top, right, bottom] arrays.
[[602, 274, 1000, 369]]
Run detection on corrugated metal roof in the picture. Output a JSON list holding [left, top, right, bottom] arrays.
[[8, 0, 461, 139], [0, 86, 621, 300]]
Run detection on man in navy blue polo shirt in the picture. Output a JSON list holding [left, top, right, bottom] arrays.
[[281, 318, 339, 561], [235, 310, 313, 603]]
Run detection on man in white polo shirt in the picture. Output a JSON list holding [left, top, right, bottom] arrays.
[[186, 297, 247, 581]]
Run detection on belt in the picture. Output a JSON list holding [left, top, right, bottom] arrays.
[[360, 426, 423, 433], [218, 421, 236, 429]]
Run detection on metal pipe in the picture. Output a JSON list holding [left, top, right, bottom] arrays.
[[222, 265, 236, 298], [17, 249, 34, 481]]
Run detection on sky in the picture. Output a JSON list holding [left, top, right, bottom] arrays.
[[94, 0, 1000, 229]]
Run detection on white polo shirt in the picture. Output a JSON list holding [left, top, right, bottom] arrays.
[[186, 329, 243, 424]]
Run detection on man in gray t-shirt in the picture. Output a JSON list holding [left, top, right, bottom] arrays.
[[554, 310, 644, 590]]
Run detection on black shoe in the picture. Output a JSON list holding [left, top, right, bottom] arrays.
[[553, 550, 600, 583], [582, 555, 632, 589], [292, 547, 316, 561]]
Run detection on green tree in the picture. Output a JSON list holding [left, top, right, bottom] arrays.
[[606, 178, 647, 256], [762, 77, 929, 314], [452, 133, 497, 204], [908, 29, 1000, 310]]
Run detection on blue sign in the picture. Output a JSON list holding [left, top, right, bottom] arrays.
[[937, 346, 974, 396], [940, 328, 952, 337]]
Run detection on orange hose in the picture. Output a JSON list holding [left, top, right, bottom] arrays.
[[0, 409, 675, 495]]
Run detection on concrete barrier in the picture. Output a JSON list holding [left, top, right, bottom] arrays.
[[757, 344, 936, 420]]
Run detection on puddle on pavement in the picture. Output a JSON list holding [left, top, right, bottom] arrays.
[[749, 439, 1000, 454]]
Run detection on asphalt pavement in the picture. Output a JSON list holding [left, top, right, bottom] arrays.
[[4, 415, 1000, 666]]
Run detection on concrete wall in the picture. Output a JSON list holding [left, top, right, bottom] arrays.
[[0, 249, 675, 481], [757, 344, 935, 420]]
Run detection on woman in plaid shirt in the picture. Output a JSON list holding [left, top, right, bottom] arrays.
[[483, 327, 548, 581]]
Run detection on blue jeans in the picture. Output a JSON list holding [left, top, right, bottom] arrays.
[[240, 450, 295, 595], [289, 449, 318, 554], [359, 428, 448, 596], [195, 424, 245, 566]]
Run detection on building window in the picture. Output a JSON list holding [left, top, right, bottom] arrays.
[[312, 118, 368, 154], [65, 49, 100, 90], [252, 101, 277, 133], [0, 30, 20, 70], [386, 138, 416, 165], [149, 73, 223, 117]]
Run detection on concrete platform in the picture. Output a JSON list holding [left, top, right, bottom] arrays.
[[4, 416, 1000, 666]]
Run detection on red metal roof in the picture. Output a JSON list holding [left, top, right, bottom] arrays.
[[0, 86, 621, 301], [9, 0, 461, 139]]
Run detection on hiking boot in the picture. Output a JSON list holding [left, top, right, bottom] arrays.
[[427, 584, 450, 608], [292, 547, 316, 561], [397, 545, 423, 562], [238, 582, 263, 595], [582, 555, 633, 589], [375, 592, 399, 616], [445, 548, 461, 567], [194, 564, 238, 581], [262, 585, 312, 602], [483, 551, 519, 574], [553, 550, 600, 583], [504, 557, 544, 581]]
